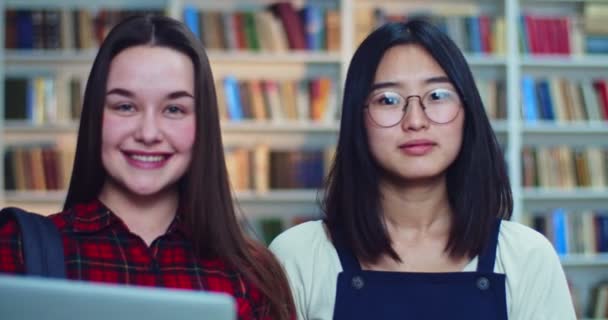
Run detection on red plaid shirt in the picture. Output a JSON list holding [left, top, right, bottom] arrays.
[[0, 200, 271, 320]]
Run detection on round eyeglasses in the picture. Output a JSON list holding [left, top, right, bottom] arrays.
[[365, 88, 462, 127]]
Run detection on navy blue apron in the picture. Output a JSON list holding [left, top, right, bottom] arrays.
[[333, 221, 507, 319]]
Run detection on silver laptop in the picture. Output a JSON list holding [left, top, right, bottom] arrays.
[[0, 274, 235, 320]]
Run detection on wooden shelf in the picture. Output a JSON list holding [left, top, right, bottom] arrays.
[[560, 254, 608, 268], [4, 190, 66, 204], [465, 55, 507, 66], [522, 122, 608, 145], [4, 121, 79, 133], [5, 50, 342, 66], [523, 188, 608, 211], [521, 55, 608, 68], [207, 51, 342, 64], [222, 121, 339, 148]]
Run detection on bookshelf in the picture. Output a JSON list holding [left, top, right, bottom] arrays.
[[2, 0, 608, 318]]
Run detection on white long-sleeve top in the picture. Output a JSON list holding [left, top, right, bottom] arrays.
[[270, 220, 576, 320]]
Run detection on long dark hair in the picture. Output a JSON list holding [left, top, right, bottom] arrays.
[[64, 15, 294, 319], [323, 19, 512, 263]]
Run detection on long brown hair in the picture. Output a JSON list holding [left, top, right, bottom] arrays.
[[64, 15, 294, 319]]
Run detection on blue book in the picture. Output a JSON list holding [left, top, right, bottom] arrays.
[[552, 208, 568, 255], [467, 16, 482, 53], [223, 76, 243, 121], [301, 5, 323, 51], [536, 80, 555, 120], [16, 10, 34, 49], [183, 6, 200, 39], [597, 214, 608, 252], [521, 76, 538, 122], [585, 36, 608, 54]]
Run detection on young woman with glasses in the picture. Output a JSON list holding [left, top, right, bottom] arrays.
[[269, 19, 575, 319]]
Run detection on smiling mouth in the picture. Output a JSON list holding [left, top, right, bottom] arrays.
[[122, 151, 172, 166], [129, 154, 167, 163]]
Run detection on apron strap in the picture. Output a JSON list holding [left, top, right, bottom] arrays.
[[335, 245, 362, 273], [476, 219, 502, 273], [332, 227, 363, 273]]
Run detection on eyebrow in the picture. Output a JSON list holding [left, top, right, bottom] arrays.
[[370, 76, 452, 91], [106, 88, 194, 99]]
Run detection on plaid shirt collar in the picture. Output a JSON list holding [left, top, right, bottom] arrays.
[[69, 199, 190, 238]]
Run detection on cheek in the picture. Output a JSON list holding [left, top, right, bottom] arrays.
[[101, 114, 137, 146], [101, 114, 123, 150], [168, 119, 196, 152], [444, 116, 465, 157], [364, 117, 391, 162]]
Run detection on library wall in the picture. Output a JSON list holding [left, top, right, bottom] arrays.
[[2, 0, 608, 318]]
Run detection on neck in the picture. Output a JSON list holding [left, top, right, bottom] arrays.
[[98, 181, 179, 246], [379, 174, 452, 237]]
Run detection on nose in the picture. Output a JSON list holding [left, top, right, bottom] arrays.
[[134, 109, 162, 144], [401, 96, 429, 131]]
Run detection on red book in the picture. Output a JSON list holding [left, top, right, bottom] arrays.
[[479, 15, 491, 54], [593, 80, 608, 120], [525, 15, 538, 54], [559, 17, 571, 54], [5, 10, 18, 48], [233, 12, 248, 50], [41, 148, 58, 190], [269, 2, 307, 50]]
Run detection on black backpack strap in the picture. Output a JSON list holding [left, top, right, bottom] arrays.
[[0, 207, 66, 278]]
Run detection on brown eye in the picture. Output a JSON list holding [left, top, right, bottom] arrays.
[[164, 104, 186, 118], [114, 103, 135, 113], [371, 92, 403, 108], [426, 89, 457, 103]]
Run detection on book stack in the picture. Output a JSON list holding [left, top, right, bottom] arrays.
[[217, 76, 337, 123], [182, 1, 341, 53]]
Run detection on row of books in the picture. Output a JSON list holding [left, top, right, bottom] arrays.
[[355, 7, 505, 55], [583, 4, 608, 54], [248, 215, 319, 245], [4, 76, 83, 124], [531, 209, 608, 255], [521, 146, 607, 189], [3, 144, 74, 191], [217, 76, 337, 122], [182, 2, 340, 52], [477, 78, 506, 120], [5, 9, 162, 50], [225, 146, 334, 191], [588, 282, 608, 318], [3, 73, 506, 124], [3, 143, 335, 192], [519, 15, 576, 55], [521, 77, 608, 122], [520, 4, 608, 55], [3, 74, 337, 124]]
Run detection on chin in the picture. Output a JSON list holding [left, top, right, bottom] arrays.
[[127, 186, 164, 197], [123, 180, 173, 197], [383, 168, 446, 186]]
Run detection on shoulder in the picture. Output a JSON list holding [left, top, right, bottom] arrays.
[[497, 220, 555, 260], [270, 220, 342, 320], [496, 222, 576, 318], [48, 209, 73, 231], [269, 220, 336, 263], [495, 219, 563, 280]]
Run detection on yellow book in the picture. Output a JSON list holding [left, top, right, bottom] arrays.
[[253, 144, 270, 193]]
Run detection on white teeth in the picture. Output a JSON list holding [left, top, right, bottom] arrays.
[[130, 154, 164, 162]]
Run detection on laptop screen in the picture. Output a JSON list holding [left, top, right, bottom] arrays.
[[0, 274, 235, 320]]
